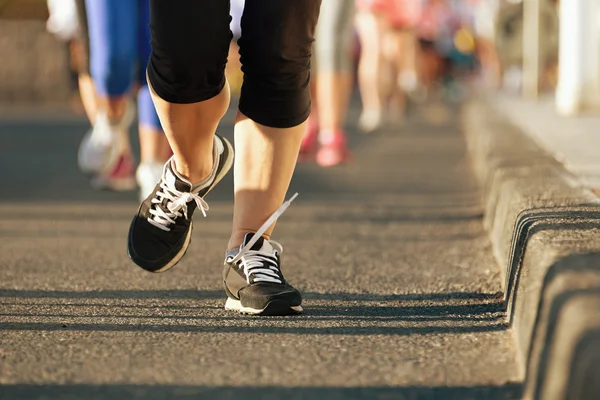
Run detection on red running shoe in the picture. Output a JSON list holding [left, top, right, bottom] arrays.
[[316, 130, 350, 167], [90, 151, 136, 191]]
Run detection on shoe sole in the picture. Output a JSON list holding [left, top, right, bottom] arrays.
[[224, 297, 303, 316], [137, 136, 235, 274]]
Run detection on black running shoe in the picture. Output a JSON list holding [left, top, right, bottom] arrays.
[[222, 193, 302, 316], [128, 135, 234, 272]]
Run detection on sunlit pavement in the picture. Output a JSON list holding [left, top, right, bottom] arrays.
[[0, 103, 521, 400]]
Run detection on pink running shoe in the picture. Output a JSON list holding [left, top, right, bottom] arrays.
[[90, 152, 136, 191], [316, 130, 350, 167]]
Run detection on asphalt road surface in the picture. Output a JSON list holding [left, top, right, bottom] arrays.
[[0, 104, 521, 400]]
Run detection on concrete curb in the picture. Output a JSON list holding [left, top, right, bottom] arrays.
[[462, 99, 600, 399]]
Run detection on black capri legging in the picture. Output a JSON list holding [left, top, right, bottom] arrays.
[[147, 0, 322, 128]]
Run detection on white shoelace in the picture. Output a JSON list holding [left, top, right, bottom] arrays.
[[239, 241, 285, 284], [147, 180, 209, 232], [228, 193, 299, 284]]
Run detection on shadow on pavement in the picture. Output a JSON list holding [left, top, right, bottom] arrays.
[[0, 321, 508, 336], [0, 288, 501, 301], [0, 289, 507, 336], [0, 289, 220, 299], [0, 383, 523, 400]]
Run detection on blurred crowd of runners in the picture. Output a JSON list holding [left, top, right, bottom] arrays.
[[44, 0, 546, 195]]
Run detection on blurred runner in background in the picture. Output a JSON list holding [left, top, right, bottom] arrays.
[[470, 0, 502, 90], [355, 0, 423, 133], [46, 0, 97, 122], [416, 0, 456, 97], [76, 0, 171, 200], [300, 0, 355, 166], [442, 0, 478, 100]]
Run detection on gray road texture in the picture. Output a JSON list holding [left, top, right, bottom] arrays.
[[0, 104, 522, 399]]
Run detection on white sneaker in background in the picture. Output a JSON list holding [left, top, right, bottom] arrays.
[[136, 161, 166, 201], [91, 151, 137, 192], [78, 103, 135, 175], [358, 109, 384, 134]]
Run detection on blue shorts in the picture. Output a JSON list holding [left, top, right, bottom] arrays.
[[85, 0, 161, 131]]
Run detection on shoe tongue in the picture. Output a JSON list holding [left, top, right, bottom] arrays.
[[165, 159, 192, 192], [241, 232, 272, 252]]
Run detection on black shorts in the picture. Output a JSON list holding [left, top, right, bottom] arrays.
[[147, 0, 322, 128]]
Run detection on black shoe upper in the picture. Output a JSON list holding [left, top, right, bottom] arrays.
[[128, 135, 232, 272], [127, 168, 197, 272], [223, 233, 302, 310]]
